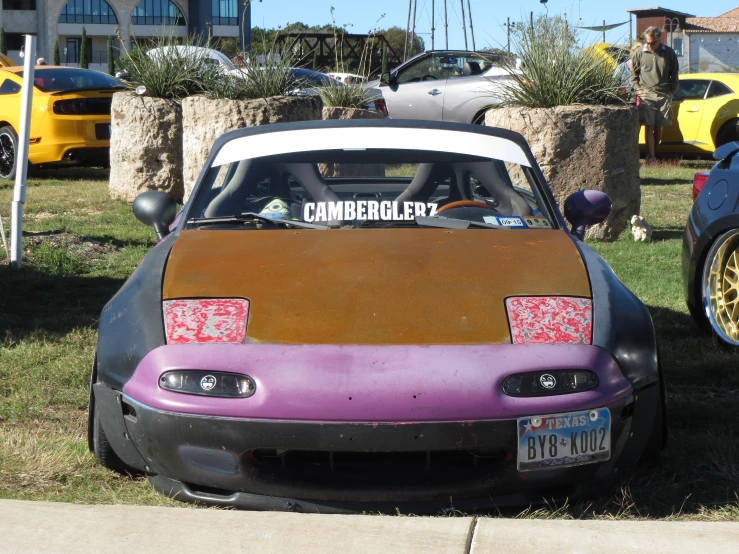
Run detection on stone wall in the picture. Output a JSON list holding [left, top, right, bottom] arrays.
[[181, 95, 323, 201], [485, 105, 641, 241], [108, 92, 184, 203], [687, 33, 739, 73]]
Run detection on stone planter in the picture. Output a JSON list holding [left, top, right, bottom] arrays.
[[109, 92, 184, 203], [320, 106, 385, 177], [181, 95, 323, 201], [485, 105, 640, 241]]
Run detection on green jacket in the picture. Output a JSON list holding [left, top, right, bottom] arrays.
[[630, 43, 679, 99]]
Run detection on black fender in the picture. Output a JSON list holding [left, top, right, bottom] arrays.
[[95, 233, 175, 390], [574, 241, 659, 389]]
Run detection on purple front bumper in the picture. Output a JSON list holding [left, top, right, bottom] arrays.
[[123, 344, 632, 421], [96, 344, 651, 511]]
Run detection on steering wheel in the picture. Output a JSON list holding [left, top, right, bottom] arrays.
[[436, 200, 498, 213], [421, 74, 438, 81]]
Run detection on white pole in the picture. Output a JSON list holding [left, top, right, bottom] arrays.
[[10, 34, 36, 269]]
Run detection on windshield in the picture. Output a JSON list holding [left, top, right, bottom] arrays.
[[15, 69, 127, 92], [188, 136, 554, 231], [291, 68, 339, 88]]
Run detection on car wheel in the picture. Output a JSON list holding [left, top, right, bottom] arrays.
[[716, 119, 739, 148], [639, 353, 667, 465], [0, 125, 17, 180], [701, 229, 739, 347], [88, 362, 135, 474]]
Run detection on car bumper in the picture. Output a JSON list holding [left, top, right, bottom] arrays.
[[95, 344, 660, 512]]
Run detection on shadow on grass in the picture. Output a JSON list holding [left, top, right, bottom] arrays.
[[640, 177, 693, 186], [0, 264, 124, 343], [650, 227, 685, 241]]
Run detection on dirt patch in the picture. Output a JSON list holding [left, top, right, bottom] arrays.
[[23, 231, 120, 259]]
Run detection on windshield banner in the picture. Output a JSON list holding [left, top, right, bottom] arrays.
[[303, 201, 438, 222]]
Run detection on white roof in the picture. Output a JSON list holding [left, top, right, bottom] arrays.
[[212, 126, 532, 168]]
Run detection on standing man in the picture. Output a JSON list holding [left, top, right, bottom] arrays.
[[630, 26, 679, 161]]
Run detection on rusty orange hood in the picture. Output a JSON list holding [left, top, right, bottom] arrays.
[[163, 228, 591, 344]]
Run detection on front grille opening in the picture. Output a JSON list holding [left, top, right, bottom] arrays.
[[248, 449, 510, 487]]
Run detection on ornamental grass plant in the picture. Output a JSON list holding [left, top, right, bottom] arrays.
[[116, 32, 218, 100], [316, 79, 378, 110], [497, 18, 627, 107], [203, 48, 301, 101]]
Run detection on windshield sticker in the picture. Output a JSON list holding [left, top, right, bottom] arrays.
[[523, 217, 552, 229], [303, 201, 438, 222], [482, 216, 527, 228]]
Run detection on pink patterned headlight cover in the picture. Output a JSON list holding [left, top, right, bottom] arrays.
[[505, 296, 592, 344], [163, 299, 249, 344]]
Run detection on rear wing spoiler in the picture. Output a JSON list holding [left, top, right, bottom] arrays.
[[713, 141, 739, 163]]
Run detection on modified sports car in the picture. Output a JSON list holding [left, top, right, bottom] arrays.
[[683, 141, 739, 347], [90, 120, 666, 513]]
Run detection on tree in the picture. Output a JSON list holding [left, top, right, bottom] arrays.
[[0, 27, 6, 56], [80, 27, 89, 69], [53, 40, 60, 65], [383, 26, 424, 61], [107, 37, 115, 75]]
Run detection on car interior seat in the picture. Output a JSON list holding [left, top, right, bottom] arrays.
[[395, 163, 461, 205], [203, 159, 289, 217], [463, 61, 482, 76], [453, 161, 532, 216]]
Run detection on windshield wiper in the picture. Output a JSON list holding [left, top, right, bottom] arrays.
[[187, 212, 328, 230]]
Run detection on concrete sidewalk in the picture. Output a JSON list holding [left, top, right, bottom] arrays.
[[1, 500, 738, 553]]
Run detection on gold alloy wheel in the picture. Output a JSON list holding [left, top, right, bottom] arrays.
[[703, 230, 739, 346]]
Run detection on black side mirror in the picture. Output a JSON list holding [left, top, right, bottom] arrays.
[[380, 71, 394, 86], [133, 191, 177, 241], [563, 190, 612, 241]]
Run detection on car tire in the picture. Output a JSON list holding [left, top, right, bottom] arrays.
[[701, 229, 739, 347], [0, 125, 17, 180], [88, 361, 136, 475], [716, 119, 739, 148], [639, 354, 667, 466]]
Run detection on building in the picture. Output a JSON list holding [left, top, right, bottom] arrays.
[[628, 6, 739, 73], [0, 0, 251, 70]]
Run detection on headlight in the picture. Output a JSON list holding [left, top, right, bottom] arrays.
[[502, 370, 598, 397], [159, 370, 256, 398]]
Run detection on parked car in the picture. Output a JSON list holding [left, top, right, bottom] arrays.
[[328, 72, 366, 85], [292, 68, 388, 116], [146, 45, 245, 79], [683, 141, 739, 347], [0, 52, 15, 68], [0, 66, 128, 179], [640, 73, 739, 157], [368, 50, 515, 123], [90, 119, 665, 513]]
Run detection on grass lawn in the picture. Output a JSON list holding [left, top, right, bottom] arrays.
[[0, 164, 737, 518]]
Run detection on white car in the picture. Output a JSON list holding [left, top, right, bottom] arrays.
[[146, 46, 246, 79], [368, 50, 516, 124], [328, 72, 367, 85]]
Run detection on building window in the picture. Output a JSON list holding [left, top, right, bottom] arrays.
[[2, 0, 36, 10], [672, 38, 683, 56], [211, 0, 237, 25], [131, 0, 186, 26], [6, 33, 33, 50], [58, 0, 118, 24]]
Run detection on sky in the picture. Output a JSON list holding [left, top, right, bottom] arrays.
[[250, 0, 739, 50]]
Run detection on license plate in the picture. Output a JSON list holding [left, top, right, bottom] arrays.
[[95, 123, 111, 140], [517, 408, 611, 471]]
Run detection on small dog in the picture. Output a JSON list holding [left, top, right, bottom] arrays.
[[630, 215, 652, 242]]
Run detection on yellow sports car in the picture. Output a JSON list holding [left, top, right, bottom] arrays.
[[0, 65, 128, 179], [0, 52, 15, 68], [640, 73, 739, 156]]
